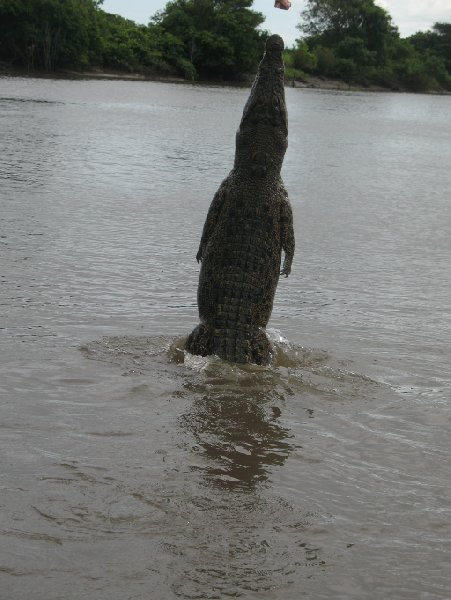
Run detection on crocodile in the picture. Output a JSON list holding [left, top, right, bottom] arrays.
[[185, 34, 295, 365]]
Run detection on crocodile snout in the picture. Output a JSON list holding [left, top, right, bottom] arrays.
[[266, 34, 284, 53]]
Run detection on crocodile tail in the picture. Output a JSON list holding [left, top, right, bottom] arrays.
[[185, 324, 214, 357], [213, 328, 272, 366], [186, 324, 272, 365]]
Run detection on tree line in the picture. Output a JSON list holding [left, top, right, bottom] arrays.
[[0, 0, 265, 80], [0, 0, 450, 91], [286, 0, 451, 91]]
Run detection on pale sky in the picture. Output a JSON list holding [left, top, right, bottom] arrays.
[[101, 0, 451, 48]]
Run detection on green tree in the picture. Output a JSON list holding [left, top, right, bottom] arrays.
[[298, 0, 396, 65], [314, 45, 336, 75], [294, 0, 451, 90], [336, 35, 375, 65], [153, 0, 266, 80], [433, 21, 451, 72], [410, 24, 451, 61], [291, 41, 317, 71], [0, 0, 101, 70], [408, 23, 451, 89]]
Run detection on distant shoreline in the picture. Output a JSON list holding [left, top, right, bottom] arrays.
[[290, 75, 451, 95], [0, 64, 188, 85], [1, 65, 450, 95]]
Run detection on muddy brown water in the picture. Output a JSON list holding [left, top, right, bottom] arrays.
[[1, 77, 451, 599]]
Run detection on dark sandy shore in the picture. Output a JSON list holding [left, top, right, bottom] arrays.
[[1, 63, 449, 94]]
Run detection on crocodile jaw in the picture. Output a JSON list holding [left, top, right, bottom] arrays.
[[234, 35, 288, 178]]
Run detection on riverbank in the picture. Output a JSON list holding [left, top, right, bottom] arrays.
[[0, 63, 187, 85], [1, 63, 450, 94], [290, 75, 389, 93], [290, 74, 451, 94]]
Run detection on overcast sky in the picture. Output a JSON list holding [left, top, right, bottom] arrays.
[[101, 0, 451, 47]]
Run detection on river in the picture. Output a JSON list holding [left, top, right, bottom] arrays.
[[1, 76, 451, 599]]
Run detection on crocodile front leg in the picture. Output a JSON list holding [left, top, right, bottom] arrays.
[[196, 179, 229, 263], [280, 187, 295, 277]]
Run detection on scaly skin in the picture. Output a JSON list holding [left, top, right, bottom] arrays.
[[186, 35, 295, 365]]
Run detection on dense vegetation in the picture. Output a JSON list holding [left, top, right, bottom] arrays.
[[287, 0, 451, 91], [0, 0, 450, 90], [0, 0, 265, 80]]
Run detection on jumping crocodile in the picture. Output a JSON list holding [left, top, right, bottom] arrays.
[[185, 34, 295, 365]]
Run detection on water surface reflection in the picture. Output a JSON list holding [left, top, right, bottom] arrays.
[[180, 380, 296, 489]]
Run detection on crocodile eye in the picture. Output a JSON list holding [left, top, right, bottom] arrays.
[[250, 151, 269, 178], [251, 164, 266, 178]]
